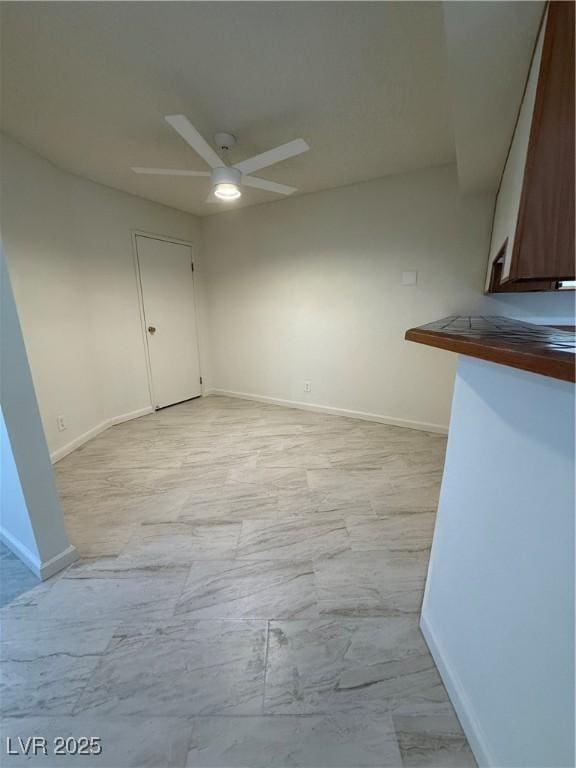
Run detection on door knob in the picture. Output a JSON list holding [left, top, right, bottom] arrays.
[[148, 326, 156, 335]]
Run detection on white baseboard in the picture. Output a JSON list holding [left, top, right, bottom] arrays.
[[50, 419, 110, 463], [39, 544, 78, 579], [420, 611, 494, 767], [50, 406, 154, 463], [0, 528, 78, 580], [0, 528, 41, 575], [110, 406, 154, 427], [207, 389, 448, 435]]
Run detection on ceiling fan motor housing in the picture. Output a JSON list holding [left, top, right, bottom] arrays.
[[211, 166, 242, 186]]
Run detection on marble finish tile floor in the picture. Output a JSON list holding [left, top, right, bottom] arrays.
[[0, 396, 476, 767], [0, 544, 41, 608]]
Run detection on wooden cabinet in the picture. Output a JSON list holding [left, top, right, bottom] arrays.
[[486, 2, 574, 293]]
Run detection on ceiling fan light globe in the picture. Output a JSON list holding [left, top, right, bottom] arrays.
[[214, 183, 241, 200]]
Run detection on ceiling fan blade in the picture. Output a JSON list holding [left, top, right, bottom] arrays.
[[233, 139, 309, 175], [131, 167, 210, 176], [243, 176, 298, 195], [165, 114, 224, 169]]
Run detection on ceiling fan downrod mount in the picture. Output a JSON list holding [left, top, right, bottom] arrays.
[[213, 132, 237, 152]]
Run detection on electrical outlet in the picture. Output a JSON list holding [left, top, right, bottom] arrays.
[[304, 381, 312, 393], [57, 415, 67, 432]]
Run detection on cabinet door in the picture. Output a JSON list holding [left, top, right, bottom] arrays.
[[486, 1, 575, 292], [510, 1, 575, 281]]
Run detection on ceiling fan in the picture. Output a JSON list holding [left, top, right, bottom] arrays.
[[132, 115, 310, 202]]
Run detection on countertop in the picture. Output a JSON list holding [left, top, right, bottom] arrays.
[[405, 316, 575, 383]]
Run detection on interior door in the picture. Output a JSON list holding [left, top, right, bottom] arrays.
[[136, 235, 201, 409]]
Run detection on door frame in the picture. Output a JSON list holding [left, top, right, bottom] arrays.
[[130, 229, 203, 410]]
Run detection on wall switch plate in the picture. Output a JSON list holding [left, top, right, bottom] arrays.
[[57, 415, 66, 432], [304, 381, 312, 393], [401, 270, 418, 286]]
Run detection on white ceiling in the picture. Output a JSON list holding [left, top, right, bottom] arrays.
[[0, 2, 542, 216], [444, 1, 544, 194]]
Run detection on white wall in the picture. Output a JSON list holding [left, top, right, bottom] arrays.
[[201, 165, 492, 431], [0, 134, 203, 457], [201, 163, 574, 431], [421, 356, 574, 767], [0, 248, 76, 578], [487, 9, 545, 282], [0, 408, 38, 567], [482, 286, 575, 326]]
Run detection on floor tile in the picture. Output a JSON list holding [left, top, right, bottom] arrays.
[[75, 619, 267, 716], [0, 550, 41, 607], [317, 498, 375, 516], [307, 468, 395, 504], [69, 540, 135, 560], [116, 521, 241, 565], [60, 491, 190, 560], [227, 465, 309, 495], [185, 714, 402, 767], [264, 617, 452, 716], [181, 446, 260, 470], [0, 572, 63, 622], [35, 561, 188, 621], [393, 714, 477, 767], [175, 559, 317, 619], [178, 485, 279, 522], [371, 479, 442, 513], [104, 489, 190, 524], [0, 542, 13, 557], [258, 445, 333, 469], [398, 448, 446, 475], [5, 395, 471, 763], [0, 619, 117, 715], [0, 716, 191, 767], [276, 491, 323, 517], [346, 512, 436, 552], [56, 441, 185, 471], [237, 516, 349, 560], [57, 466, 226, 504], [328, 446, 410, 471], [315, 551, 429, 616]]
